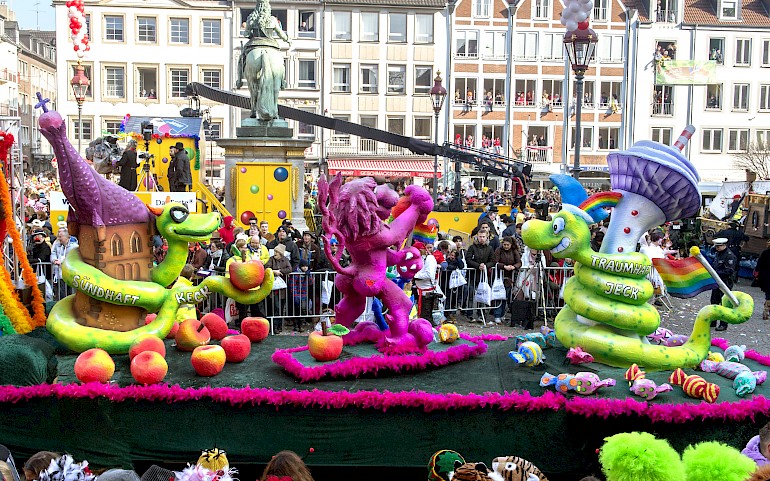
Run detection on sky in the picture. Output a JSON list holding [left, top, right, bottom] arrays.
[[11, 1, 56, 31]]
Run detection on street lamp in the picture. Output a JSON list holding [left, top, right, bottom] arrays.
[[70, 62, 90, 154], [429, 70, 447, 204], [564, 27, 598, 181]]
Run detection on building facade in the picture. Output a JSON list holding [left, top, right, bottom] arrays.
[[0, 3, 19, 138], [629, 0, 770, 182]]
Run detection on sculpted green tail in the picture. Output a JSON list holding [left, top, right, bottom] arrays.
[[522, 210, 753, 370]]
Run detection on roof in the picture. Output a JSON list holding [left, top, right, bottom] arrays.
[[683, 0, 770, 25], [327, 159, 441, 179], [622, 0, 650, 21], [325, 0, 445, 6]]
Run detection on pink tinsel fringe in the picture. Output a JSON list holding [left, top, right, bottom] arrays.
[[272, 333, 488, 382], [712, 337, 770, 366]]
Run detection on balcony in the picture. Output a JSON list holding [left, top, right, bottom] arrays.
[[325, 137, 416, 157], [593, 6, 608, 21], [652, 102, 674, 116], [0, 68, 17, 84], [525, 146, 553, 164], [656, 9, 677, 23]]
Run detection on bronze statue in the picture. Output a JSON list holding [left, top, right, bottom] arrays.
[[236, 0, 291, 121]]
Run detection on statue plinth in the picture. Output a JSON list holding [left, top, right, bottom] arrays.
[[216, 136, 311, 231], [236, 118, 293, 138]]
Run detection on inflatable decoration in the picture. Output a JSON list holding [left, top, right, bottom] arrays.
[[427, 450, 465, 481], [724, 344, 746, 363], [490, 456, 549, 481], [508, 341, 544, 367], [521, 128, 753, 369], [39, 106, 273, 353], [318, 175, 434, 353], [565, 347, 594, 364], [669, 368, 720, 403], [540, 371, 615, 395], [625, 364, 672, 400]]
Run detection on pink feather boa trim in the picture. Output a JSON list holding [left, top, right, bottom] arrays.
[[712, 337, 770, 366], [271, 333, 491, 382]]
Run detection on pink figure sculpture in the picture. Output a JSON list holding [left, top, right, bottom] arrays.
[[318, 175, 434, 354]]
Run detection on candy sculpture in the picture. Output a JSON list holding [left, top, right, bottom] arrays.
[[508, 341, 544, 367], [566, 347, 594, 365], [540, 372, 615, 395], [700, 359, 766, 397], [669, 368, 720, 403], [724, 344, 747, 363], [625, 364, 673, 400]]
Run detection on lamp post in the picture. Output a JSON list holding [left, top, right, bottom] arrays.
[[70, 62, 90, 154], [564, 27, 598, 181], [430, 71, 447, 204]]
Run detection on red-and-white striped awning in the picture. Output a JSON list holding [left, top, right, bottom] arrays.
[[327, 159, 441, 179]]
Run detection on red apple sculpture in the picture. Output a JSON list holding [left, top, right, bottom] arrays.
[[129, 334, 167, 360], [308, 324, 349, 362], [191, 345, 227, 377], [130, 351, 168, 385], [220, 334, 252, 362], [200, 312, 228, 340], [228, 259, 266, 291], [175, 319, 211, 352], [74, 348, 115, 383], [241, 317, 270, 343]]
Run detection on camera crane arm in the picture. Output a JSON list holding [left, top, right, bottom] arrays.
[[185, 82, 532, 181]]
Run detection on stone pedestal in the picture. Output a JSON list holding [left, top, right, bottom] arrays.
[[216, 136, 312, 231]]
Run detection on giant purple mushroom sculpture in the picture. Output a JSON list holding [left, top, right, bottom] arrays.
[[601, 128, 701, 255]]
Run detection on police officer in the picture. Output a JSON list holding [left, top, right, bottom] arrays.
[[710, 237, 737, 331], [716, 220, 749, 261]]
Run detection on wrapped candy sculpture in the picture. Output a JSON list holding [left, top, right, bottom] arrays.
[[540, 372, 615, 395], [699, 359, 766, 397], [625, 364, 673, 401], [669, 368, 720, 403], [508, 341, 545, 367]]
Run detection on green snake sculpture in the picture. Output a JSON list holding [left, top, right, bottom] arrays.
[[522, 175, 752, 370], [47, 203, 274, 354]]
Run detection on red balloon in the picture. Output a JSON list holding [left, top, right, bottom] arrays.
[[578, 20, 590, 30], [66, 0, 74, 6], [240, 211, 255, 225]]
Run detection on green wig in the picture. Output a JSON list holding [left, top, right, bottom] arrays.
[[599, 432, 685, 481], [682, 441, 756, 481]]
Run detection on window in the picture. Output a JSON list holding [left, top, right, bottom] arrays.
[[594, 0, 609, 21], [104, 66, 125, 98], [702, 128, 723, 152], [360, 65, 379, 93], [105, 16, 124, 41], [570, 126, 594, 149], [515, 32, 538, 60], [456, 31, 479, 58], [651, 127, 672, 145], [709, 38, 725, 64], [656, 40, 676, 59], [474, 0, 492, 17], [73, 119, 92, 141], [597, 127, 619, 150], [599, 81, 621, 110], [542, 33, 564, 60], [733, 83, 749, 110], [298, 60, 316, 89], [415, 66, 432, 95], [514, 79, 537, 106], [387, 65, 406, 94], [453, 125, 476, 146], [483, 79, 506, 105], [20, 126, 29, 145], [652, 85, 673, 115], [296, 108, 315, 140], [104, 120, 122, 135], [599, 35, 624, 63], [387, 117, 404, 151], [414, 117, 431, 139], [202, 69, 221, 89], [388, 13, 406, 43], [761, 85, 770, 110], [728, 129, 749, 152], [542, 79, 563, 107], [721, 0, 737, 18], [170, 18, 189, 44], [360, 12, 379, 42], [757, 129, 770, 146], [534, 0, 551, 19], [657, 0, 677, 22], [170, 68, 189, 98], [333, 12, 351, 41], [482, 31, 507, 59], [70, 64, 93, 98], [332, 64, 350, 92], [454, 78, 477, 105], [298, 11, 316, 37], [137, 17, 156, 43], [763, 40, 770, 66], [202, 19, 221, 45], [205, 121, 222, 141], [736, 39, 751, 66], [415, 14, 433, 44], [706, 84, 722, 109], [111, 235, 124, 257], [575, 80, 596, 107]]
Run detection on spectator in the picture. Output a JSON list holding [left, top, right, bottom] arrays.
[[207, 240, 230, 275], [493, 236, 522, 324], [328, 238, 350, 269], [27, 228, 51, 279], [117, 140, 138, 192], [50, 228, 78, 299], [742, 421, 770, 466], [167, 142, 191, 192], [260, 451, 314, 481], [259, 220, 274, 244], [289, 258, 314, 331], [266, 244, 292, 331], [154, 237, 168, 265], [248, 235, 269, 264], [187, 242, 209, 270], [465, 231, 495, 322], [298, 231, 322, 270], [501, 215, 516, 238], [23, 452, 60, 481], [267, 226, 301, 270], [218, 216, 236, 246], [709, 238, 737, 331], [445, 248, 469, 320], [247, 217, 260, 238], [282, 220, 302, 242]]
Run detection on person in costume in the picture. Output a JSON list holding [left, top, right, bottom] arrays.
[[743, 421, 770, 466]]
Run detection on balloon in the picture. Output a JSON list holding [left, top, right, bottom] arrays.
[[578, 19, 590, 29], [427, 218, 439, 227], [566, 20, 578, 31], [240, 211, 256, 225], [569, 3, 581, 12], [560, 16, 568, 25], [576, 11, 589, 22]]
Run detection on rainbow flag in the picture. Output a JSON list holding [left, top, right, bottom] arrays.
[[412, 223, 438, 245], [652, 257, 718, 298], [578, 191, 622, 222]]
